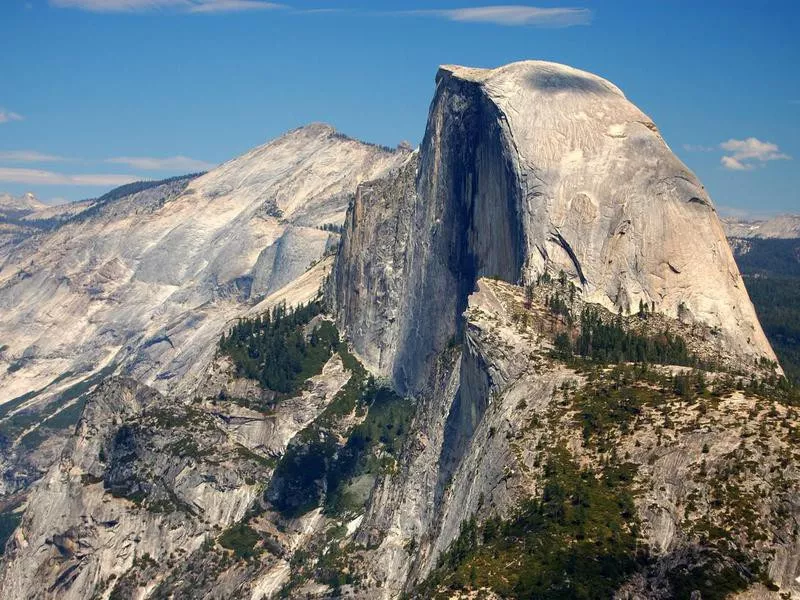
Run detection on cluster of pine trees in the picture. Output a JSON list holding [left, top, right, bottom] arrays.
[[554, 307, 694, 366], [421, 446, 640, 599], [219, 301, 339, 396], [318, 223, 344, 234]]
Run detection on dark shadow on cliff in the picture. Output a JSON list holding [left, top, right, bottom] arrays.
[[525, 71, 616, 95]]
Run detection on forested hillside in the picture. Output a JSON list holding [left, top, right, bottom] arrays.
[[732, 238, 800, 383]]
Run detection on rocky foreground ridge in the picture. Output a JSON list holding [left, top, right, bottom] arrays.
[[0, 61, 797, 599]]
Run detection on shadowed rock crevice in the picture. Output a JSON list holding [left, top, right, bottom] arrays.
[[390, 69, 526, 394], [550, 230, 587, 284]]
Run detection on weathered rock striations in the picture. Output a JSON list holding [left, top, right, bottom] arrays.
[[327, 60, 792, 598], [0, 351, 352, 600]]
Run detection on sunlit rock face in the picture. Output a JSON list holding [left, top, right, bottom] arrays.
[[333, 60, 775, 394], [0, 125, 409, 407]]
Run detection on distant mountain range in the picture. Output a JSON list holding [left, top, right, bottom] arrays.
[[0, 193, 46, 216], [723, 214, 800, 239]]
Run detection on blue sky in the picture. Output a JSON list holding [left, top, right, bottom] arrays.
[[1, 0, 798, 216]]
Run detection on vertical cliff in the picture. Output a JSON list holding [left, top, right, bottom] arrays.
[[333, 60, 776, 396], [328, 60, 790, 598]]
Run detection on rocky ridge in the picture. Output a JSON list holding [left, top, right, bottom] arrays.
[[0, 124, 407, 407], [0, 126, 408, 494]]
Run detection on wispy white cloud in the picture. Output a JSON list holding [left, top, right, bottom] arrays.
[[298, 7, 348, 14], [0, 167, 139, 187], [50, 0, 284, 13], [720, 137, 791, 171], [0, 109, 23, 124], [50, 0, 178, 11], [0, 150, 68, 162], [50, 1, 590, 24], [188, 0, 283, 13], [683, 144, 715, 153], [401, 5, 592, 27], [105, 155, 215, 171], [0, 150, 212, 172]]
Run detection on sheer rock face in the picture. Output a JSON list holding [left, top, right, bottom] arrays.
[[0, 125, 408, 407], [345, 279, 800, 599], [333, 61, 776, 393]]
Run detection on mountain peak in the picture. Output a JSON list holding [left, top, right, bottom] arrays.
[[0, 191, 45, 213], [438, 60, 626, 98], [724, 214, 800, 239], [292, 121, 337, 136], [334, 59, 776, 391]]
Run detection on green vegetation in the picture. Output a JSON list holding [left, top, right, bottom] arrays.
[[534, 276, 698, 368], [729, 238, 800, 384], [277, 524, 363, 598], [544, 292, 573, 323], [734, 239, 800, 279], [417, 446, 641, 599], [565, 306, 694, 366], [418, 356, 791, 599], [70, 174, 202, 224], [0, 510, 22, 556], [218, 522, 262, 559], [219, 300, 339, 398], [324, 386, 414, 514], [318, 223, 344, 234], [267, 340, 415, 518], [1, 363, 117, 452], [268, 376, 414, 518], [744, 276, 800, 384], [665, 549, 755, 600], [268, 432, 340, 517]]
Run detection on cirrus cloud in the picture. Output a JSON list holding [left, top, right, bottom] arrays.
[[0, 109, 23, 124], [49, 0, 284, 13], [400, 5, 592, 27], [0, 150, 68, 162], [188, 0, 283, 13], [720, 137, 791, 171], [105, 155, 215, 171], [0, 167, 140, 187]]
